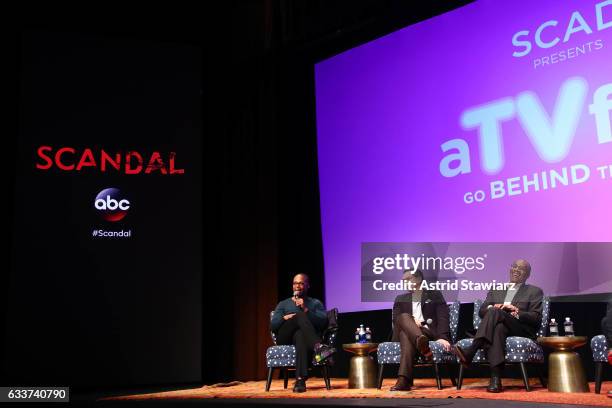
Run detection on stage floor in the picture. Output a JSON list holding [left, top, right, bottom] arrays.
[[99, 378, 611, 407]]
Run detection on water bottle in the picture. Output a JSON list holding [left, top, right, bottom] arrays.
[[549, 318, 559, 336], [365, 327, 372, 343], [355, 328, 360, 342], [563, 317, 574, 336], [358, 324, 366, 343]]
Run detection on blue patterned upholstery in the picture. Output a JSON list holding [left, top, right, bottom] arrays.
[[591, 335, 608, 362], [377, 301, 461, 365], [266, 345, 296, 368]]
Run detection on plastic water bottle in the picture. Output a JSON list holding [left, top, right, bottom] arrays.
[[549, 318, 559, 336], [358, 324, 366, 343], [355, 328, 360, 342], [563, 317, 574, 336], [365, 327, 372, 342]]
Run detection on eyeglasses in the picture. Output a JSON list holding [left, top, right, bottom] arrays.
[[293, 282, 306, 286], [510, 265, 526, 272]]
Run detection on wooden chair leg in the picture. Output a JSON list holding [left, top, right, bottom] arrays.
[[536, 364, 547, 388], [457, 364, 464, 390], [433, 363, 442, 390], [519, 362, 531, 392], [283, 368, 289, 389], [595, 361, 603, 394], [448, 365, 457, 387], [322, 365, 331, 390], [265, 367, 274, 391], [377, 364, 384, 389]]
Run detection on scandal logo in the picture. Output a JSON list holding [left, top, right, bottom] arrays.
[[35, 146, 185, 175]]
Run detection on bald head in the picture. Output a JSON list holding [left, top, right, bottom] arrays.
[[292, 274, 310, 296], [510, 259, 531, 284]]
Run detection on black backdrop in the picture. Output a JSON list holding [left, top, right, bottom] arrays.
[[6, 31, 203, 388], [4, 0, 609, 391]]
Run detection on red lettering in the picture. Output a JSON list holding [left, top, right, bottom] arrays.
[[100, 150, 121, 172], [76, 148, 97, 171], [145, 152, 168, 174], [125, 151, 143, 174], [55, 147, 76, 170], [36, 146, 53, 169], [169, 152, 185, 174], [34, 146, 184, 175]]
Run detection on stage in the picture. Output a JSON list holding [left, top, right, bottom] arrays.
[[96, 378, 611, 407]]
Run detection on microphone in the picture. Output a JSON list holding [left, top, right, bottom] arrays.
[[293, 290, 301, 299], [426, 318, 433, 326]]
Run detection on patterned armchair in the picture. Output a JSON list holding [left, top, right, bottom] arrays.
[[455, 297, 549, 391], [265, 308, 338, 391], [376, 301, 460, 389], [590, 334, 609, 394]]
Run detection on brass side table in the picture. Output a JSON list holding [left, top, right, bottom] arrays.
[[342, 342, 378, 389], [537, 336, 589, 393]]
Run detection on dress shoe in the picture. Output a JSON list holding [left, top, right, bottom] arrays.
[[416, 335, 432, 357], [452, 345, 473, 368], [390, 376, 411, 391], [293, 378, 306, 393], [486, 376, 503, 393]]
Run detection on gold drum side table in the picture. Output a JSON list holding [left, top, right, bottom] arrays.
[[537, 336, 589, 393], [342, 343, 378, 389]]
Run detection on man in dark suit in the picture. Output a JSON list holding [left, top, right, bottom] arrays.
[[454, 259, 543, 393], [390, 269, 451, 391]]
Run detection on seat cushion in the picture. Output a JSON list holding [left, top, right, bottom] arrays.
[[591, 335, 609, 362], [455, 338, 487, 363], [377, 341, 456, 364], [266, 345, 296, 367], [455, 337, 543, 364], [378, 342, 401, 364], [505, 336, 544, 363]]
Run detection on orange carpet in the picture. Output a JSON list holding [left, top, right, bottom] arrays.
[[105, 378, 612, 406]]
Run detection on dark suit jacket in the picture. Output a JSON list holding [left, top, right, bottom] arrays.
[[392, 290, 450, 342], [479, 283, 544, 338]]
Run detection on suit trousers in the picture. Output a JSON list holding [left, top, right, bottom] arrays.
[[395, 313, 435, 378], [475, 307, 533, 367], [276, 311, 321, 379]]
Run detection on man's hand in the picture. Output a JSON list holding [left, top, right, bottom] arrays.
[[436, 339, 451, 352], [293, 297, 304, 308], [292, 297, 309, 312], [502, 304, 519, 313], [283, 313, 296, 321], [493, 303, 504, 309]]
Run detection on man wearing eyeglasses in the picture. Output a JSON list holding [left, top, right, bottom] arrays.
[[271, 274, 333, 392], [453, 259, 543, 393]]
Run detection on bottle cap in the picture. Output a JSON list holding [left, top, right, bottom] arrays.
[[565, 317, 570, 321], [551, 318, 556, 322]]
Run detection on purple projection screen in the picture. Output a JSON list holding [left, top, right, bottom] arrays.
[[315, 0, 612, 312]]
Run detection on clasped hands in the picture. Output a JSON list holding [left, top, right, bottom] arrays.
[[493, 303, 519, 318]]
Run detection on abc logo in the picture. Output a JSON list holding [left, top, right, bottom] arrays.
[[94, 188, 130, 222]]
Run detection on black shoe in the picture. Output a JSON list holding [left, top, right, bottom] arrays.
[[314, 343, 336, 363], [390, 376, 411, 391], [416, 335, 432, 357], [486, 376, 503, 393], [452, 345, 473, 368], [293, 378, 306, 393]]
